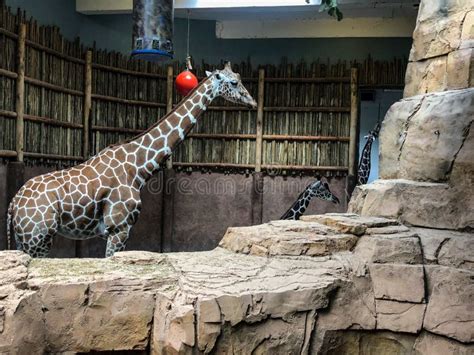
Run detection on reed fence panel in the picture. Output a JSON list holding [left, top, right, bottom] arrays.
[[0, 2, 407, 175]]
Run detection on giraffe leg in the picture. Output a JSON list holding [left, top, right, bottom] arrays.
[[20, 232, 54, 258], [105, 226, 131, 257], [14, 208, 58, 258]]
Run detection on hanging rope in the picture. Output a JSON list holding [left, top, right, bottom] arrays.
[[186, 10, 192, 70]]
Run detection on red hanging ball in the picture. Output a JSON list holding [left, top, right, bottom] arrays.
[[175, 70, 198, 96]]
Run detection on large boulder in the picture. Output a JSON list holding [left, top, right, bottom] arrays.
[[379, 89, 474, 183], [424, 266, 474, 343], [404, 0, 473, 97], [348, 179, 473, 230]]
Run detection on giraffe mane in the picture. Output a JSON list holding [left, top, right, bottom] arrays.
[[106, 77, 211, 149]]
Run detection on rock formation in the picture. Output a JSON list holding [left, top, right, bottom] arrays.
[[349, 0, 473, 230], [0, 0, 472, 353], [0, 214, 472, 353]]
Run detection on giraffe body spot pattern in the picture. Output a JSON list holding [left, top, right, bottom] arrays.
[[8, 63, 257, 258]]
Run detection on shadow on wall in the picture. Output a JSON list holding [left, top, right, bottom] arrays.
[[0, 163, 347, 257]]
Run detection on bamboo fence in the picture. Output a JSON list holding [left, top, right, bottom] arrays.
[[0, 3, 407, 176]]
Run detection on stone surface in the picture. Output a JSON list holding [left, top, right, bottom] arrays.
[[1, 212, 473, 353], [349, 179, 474, 230], [424, 265, 474, 343], [197, 298, 222, 353], [412, 227, 452, 264], [376, 300, 425, 334], [349, 179, 474, 229], [405, 45, 474, 97], [315, 330, 417, 355], [300, 213, 398, 236], [369, 264, 425, 303], [379, 89, 474, 182], [460, 10, 474, 49], [398, 91, 473, 182], [214, 313, 308, 354], [410, 7, 466, 61], [219, 219, 358, 257], [404, 57, 448, 97], [450, 120, 474, 193], [446, 48, 474, 90], [405, 227, 474, 267], [437, 236, 474, 271], [353, 233, 423, 265], [413, 331, 474, 355], [405, 1, 473, 97], [316, 276, 376, 331], [0, 247, 350, 354], [152, 296, 195, 355]]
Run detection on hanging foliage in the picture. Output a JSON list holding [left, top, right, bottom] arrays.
[[319, 0, 343, 21]]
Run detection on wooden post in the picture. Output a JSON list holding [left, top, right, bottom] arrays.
[[347, 67, 359, 198], [165, 65, 173, 169], [15, 23, 26, 162], [160, 65, 175, 252], [83, 50, 92, 159], [255, 68, 265, 172], [160, 169, 175, 252], [251, 172, 264, 225]]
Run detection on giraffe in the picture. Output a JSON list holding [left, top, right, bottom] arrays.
[[280, 179, 340, 220], [357, 123, 380, 185], [7, 62, 257, 258]]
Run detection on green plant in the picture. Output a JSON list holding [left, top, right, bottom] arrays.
[[319, 0, 343, 21]]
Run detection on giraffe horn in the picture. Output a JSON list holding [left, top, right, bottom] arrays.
[[224, 61, 232, 70]]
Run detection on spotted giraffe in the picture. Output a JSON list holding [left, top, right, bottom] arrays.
[[7, 62, 257, 258], [280, 179, 340, 220], [357, 123, 380, 185]]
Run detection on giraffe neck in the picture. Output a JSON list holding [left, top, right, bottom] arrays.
[[357, 138, 374, 185], [127, 77, 216, 182], [281, 186, 318, 220]]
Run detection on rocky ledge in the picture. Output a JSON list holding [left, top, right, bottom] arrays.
[[0, 214, 473, 354]]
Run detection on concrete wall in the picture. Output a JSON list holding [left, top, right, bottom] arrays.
[[5, 0, 413, 65], [5, 0, 84, 40], [262, 175, 347, 223], [0, 163, 347, 257]]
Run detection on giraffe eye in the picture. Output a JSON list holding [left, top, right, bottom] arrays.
[[230, 80, 238, 86], [215, 73, 222, 80]]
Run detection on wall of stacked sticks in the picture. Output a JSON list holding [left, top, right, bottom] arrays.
[[0, 5, 407, 177]]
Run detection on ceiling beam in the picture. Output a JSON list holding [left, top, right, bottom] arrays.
[[76, 0, 419, 15], [76, 0, 323, 15], [216, 17, 416, 38]]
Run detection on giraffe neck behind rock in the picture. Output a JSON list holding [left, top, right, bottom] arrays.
[[357, 137, 375, 185], [281, 182, 328, 220], [124, 77, 215, 182]]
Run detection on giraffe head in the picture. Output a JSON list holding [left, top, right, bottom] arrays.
[[206, 62, 257, 108], [364, 123, 381, 142], [309, 179, 340, 204]]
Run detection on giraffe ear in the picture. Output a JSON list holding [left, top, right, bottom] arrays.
[[205, 71, 213, 77]]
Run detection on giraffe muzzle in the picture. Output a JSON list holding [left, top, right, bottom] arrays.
[[244, 97, 257, 109]]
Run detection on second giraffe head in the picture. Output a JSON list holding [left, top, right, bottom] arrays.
[[310, 179, 340, 205], [206, 62, 257, 109]]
